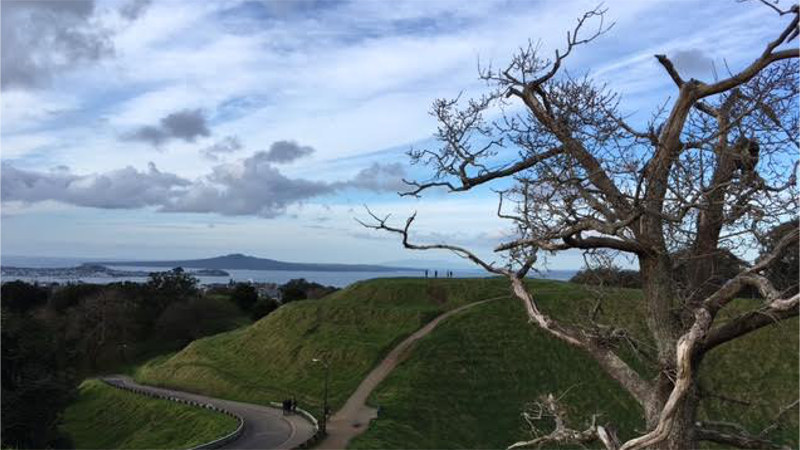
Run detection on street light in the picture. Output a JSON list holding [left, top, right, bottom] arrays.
[[311, 358, 330, 435]]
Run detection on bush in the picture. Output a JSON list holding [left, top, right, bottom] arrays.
[[279, 278, 337, 303], [570, 267, 641, 288]]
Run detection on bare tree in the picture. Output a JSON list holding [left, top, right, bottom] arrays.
[[362, 3, 799, 449]]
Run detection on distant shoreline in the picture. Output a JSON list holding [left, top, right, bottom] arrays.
[[1, 264, 229, 280], [90, 253, 415, 273]]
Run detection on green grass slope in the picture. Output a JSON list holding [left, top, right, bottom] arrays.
[[352, 284, 798, 449], [135, 278, 511, 412], [351, 298, 644, 449], [135, 277, 798, 449], [62, 379, 238, 449]]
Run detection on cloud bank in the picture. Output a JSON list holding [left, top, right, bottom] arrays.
[[2, 141, 406, 217], [1, 162, 190, 209], [1, 0, 112, 90], [1, 0, 152, 91]]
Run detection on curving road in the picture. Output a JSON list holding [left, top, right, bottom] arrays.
[[102, 375, 316, 449], [316, 297, 502, 449], [101, 297, 499, 449]]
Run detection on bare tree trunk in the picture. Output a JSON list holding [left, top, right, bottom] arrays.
[[639, 253, 700, 449], [645, 373, 699, 449], [639, 254, 679, 364]]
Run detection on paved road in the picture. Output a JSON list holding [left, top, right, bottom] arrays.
[[316, 297, 502, 449], [102, 375, 316, 449]]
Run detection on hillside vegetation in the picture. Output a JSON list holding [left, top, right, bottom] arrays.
[[61, 379, 238, 449], [136, 278, 510, 411], [352, 289, 798, 448], [136, 278, 798, 448]]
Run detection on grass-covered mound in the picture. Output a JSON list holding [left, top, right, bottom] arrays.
[[61, 379, 238, 449], [352, 281, 648, 448], [352, 282, 798, 449], [135, 278, 511, 411], [135, 277, 798, 448]]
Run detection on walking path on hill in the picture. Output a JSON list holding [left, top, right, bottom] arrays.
[[316, 297, 502, 449], [101, 375, 316, 449]]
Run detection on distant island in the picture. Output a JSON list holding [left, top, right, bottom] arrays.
[[93, 253, 414, 272], [1, 264, 229, 279]]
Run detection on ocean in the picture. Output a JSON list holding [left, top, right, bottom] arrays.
[[0, 256, 577, 288]]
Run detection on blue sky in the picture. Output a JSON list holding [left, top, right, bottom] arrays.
[[0, 0, 789, 268]]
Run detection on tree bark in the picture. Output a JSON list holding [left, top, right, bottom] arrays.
[[645, 374, 700, 449], [639, 253, 700, 450], [639, 254, 679, 364]]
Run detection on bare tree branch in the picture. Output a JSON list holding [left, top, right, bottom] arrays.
[[696, 422, 791, 449], [356, 206, 509, 275], [508, 277, 652, 406], [700, 293, 799, 353], [655, 54, 685, 87], [507, 393, 619, 450]]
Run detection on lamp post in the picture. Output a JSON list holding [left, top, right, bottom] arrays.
[[311, 358, 330, 434]]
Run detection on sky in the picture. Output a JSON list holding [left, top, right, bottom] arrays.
[[0, 0, 791, 268]]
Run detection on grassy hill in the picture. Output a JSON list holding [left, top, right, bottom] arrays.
[[351, 292, 798, 448], [136, 278, 798, 448], [135, 278, 511, 411], [61, 379, 238, 449]]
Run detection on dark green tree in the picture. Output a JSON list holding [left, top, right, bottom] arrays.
[[145, 267, 199, 314], [2, 306, 77, 449], [154, 297, 241, 347], [230, 283, 258, 312], [1, 281, 49, 313], [48, 283, 104, 312], [279, 278, 337, 303], [280, 278, 309, 303]]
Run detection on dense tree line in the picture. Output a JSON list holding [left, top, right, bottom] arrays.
[[1, 270, 337, 448]]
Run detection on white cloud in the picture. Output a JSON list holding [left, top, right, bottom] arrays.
[[1, 0, 793, 263], [2, 143, 408, 218]]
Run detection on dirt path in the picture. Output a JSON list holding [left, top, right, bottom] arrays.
[[102, 375, 316, 449], [316, 297, 500, 449]]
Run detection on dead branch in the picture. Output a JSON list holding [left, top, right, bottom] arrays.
[[759, 399, 800, 437], [696, 421, 791, 449], [507, 393, 619, 450], [356, 206, 509, 276], [508, 276, 652, 406]]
